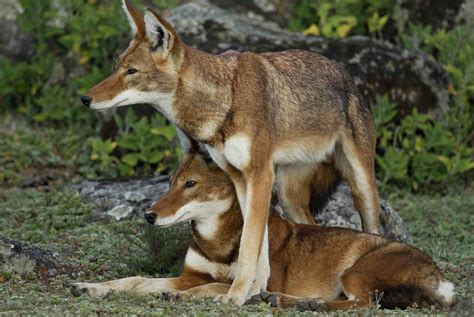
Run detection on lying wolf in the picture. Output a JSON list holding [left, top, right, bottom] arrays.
[[71, 151, 455, 311]]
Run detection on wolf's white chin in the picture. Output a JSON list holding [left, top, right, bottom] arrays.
[[155, 212, 190, 228], [91, 99, 129, 110], [89, 89, 175, 118]]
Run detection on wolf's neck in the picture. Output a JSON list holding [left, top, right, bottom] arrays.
[[190, 199, 243, 263], [173, 45, 236, 144]]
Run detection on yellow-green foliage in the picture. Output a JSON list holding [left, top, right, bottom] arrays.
[[290, 0, 394, 38]]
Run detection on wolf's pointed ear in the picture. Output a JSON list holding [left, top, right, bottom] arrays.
[[122, 0, 145, 38], [175, 127, 194, 153], [144, 9, 178, 56]]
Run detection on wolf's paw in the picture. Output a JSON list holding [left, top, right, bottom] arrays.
[[160, 292, 181, 302], [70, 282, 108, 297], [245, 291, 279, 307], [70, 283, 89, 297], [295, 298, 327, 312]]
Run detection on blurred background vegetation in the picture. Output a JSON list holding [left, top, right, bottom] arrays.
[[0, 0, 472, 194]]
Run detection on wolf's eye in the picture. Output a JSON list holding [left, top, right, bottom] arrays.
[[127, 67, 138, 75], [184, 180, 196, 188]]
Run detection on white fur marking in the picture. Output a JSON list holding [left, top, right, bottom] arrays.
[[436, 281, 455, 303], [122, 0, 137, 36], [154, 198, 232, 228], [185, 248, 237, 280], [144, 11, 168, 51], [90, 89, 175, 120], [194, 199, 233, 240], [224, 134, 251, 170], [273, 137, 337, 165], [175, 126, 192, 152], [205, 145, 227, 170]]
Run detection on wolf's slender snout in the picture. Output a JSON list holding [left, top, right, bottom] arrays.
[[144, 212, 156, 224], [80, 95, 92, 107]]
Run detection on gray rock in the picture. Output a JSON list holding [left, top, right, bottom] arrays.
[[74, 175, 169, 220], [74, 177, 411, 243], [0, 235, 69, 276], [107, 204, 135, 221], [125, 191, 147, 203], [317, 184, 411, 243], [167, 1, 449, 116], [208, 0, 298, 28]]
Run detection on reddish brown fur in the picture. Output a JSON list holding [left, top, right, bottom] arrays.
[[71, 154, 455, 311], [83, 0, 382, 304]]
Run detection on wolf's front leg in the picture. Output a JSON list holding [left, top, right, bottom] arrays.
[[70, 274, 207, 297], [221, 164, 274, 305], [165, 283, 231, 301], [248, 224, 270, 297]]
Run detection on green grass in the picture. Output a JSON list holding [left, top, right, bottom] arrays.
[[393, 192, 474, 265], [0, 185, 472, 315], [0, 114, 113, 188], [0, 116, 472, 315]]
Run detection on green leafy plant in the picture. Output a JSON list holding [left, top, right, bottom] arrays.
[[0, 0, 181, 179], [373, 96, 473, 191], [90, 109, 180, 177], [291, 0, 394, 38], [90, 138, 118, 171]]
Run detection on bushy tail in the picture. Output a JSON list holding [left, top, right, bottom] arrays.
[[379, 280, 456, 309]]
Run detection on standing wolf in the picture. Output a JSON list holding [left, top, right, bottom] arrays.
[[81, 0, 381, 305]]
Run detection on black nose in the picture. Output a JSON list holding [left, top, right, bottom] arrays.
[[144, 212, 156, 224], [80, 95, 92, 107]]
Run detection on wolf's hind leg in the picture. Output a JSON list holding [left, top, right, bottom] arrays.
[[276, 164, 316, 224], [335, 139, 380, 233]]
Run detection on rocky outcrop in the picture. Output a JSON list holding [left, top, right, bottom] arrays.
[[167, 1, 449, 116], [0, 236, 68, 276], [75, 175, 169, 221], [208, 0, 298, 28], [315, 184, 410, 242], [74, 177, 411, 243]]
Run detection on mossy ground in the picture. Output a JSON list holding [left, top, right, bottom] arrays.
[[0, 120, 472, 316]]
